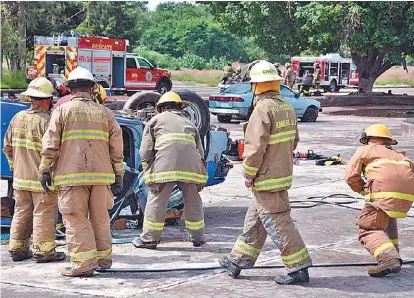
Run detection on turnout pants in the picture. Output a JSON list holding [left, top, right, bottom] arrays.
[[358, 203, 400, 262], [59, 185, 113, 273], [141, 182, 204, 242], [9, 190, 58, 257], [229, 190, 312, 273]]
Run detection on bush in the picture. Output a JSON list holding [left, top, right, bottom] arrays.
[[178, 54, 207, 70], [0, 69, 28, 89]]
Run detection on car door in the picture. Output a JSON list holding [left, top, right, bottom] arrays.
[[125, 57, 140, 91], [136, 58, 157, 90], [280, 85, 304, 115]]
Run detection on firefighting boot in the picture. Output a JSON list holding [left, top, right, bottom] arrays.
[[98, 259, 112, 269], [10, 249, 33, 262], [132, 237, 158, 249], [61, 267, 95, 277], [192, 240, 205, 247], [34, 251, 66, 263], [274, 269, 310, 285], [367, 258, 401, 277], [219, 256, 242, 278]]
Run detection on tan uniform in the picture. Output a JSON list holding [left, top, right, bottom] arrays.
[[284, 68, 294, 88], [3, 108, 59, 258], [314, 68, 321, 90], [345, 144, 414, 263], [140, 111, 207, 242], [230, 91, 312, 272], [223, 65, 234, 77], [40, 92, 124, 273]]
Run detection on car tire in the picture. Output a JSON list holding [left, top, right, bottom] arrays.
[[157, 80, 171, 94], [217, 115, 232, 123], [104, 101, 126, 111], [301, 106, 318, 122], [329, 80, 337, 93], [123, 91, 161, 110]]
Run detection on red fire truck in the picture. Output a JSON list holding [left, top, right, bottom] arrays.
[[291, 53, 359, 92], [26, 33, 172, 95]]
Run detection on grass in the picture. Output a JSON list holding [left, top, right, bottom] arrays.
[[375, 66, 414, 87], [171, 68, 223, 87], [0, 69, 28, 89]]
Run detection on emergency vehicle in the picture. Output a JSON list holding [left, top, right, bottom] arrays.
[[291, 53, 359, 92], [26, 33, 172, 95]]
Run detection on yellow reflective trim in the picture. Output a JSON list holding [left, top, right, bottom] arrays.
[[268, 130, 296, 145], [365, 192, 414, 202], [61, 129, 109, 143], [9, 239, 29, 249], [70, 249, 97, 261], [144, 171, 208, 184], [236, 237, 261, 253], [281, 247, 309, 266], [13, 177, 54, 191], [12, 138, 43, 151], [97, 248, 112, 260], [142, 161, 148, 170], [40, 157, 53, 170], [156, 133, 196, 146], [364, 159, 411, 175], [36, 241, 56, 252], [242, 163, 259, 176], [54, 173, 115, 186], [113, 162, 124, 170], [234, 238, 261, 259], [185, 219, 205, 230], [384, 210, 407, 218], [143, 218, 164, 231], [56, 223, 64, 230], [373, 242, 395, 258], [253, 175, 292, 191], [390, 238, 399, 245]]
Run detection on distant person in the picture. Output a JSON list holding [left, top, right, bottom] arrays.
[[313, 63, 321, 91], [274, 62, 282, 76], [223, 63, 234, 78], [284, 63, 294, 88]]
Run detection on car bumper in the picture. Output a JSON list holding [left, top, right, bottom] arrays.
[[209, 108, 240, 115]]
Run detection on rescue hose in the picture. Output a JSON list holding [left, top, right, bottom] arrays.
[[96, 260, 414, 273]]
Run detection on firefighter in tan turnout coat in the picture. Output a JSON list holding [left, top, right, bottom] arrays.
[[219, 60, 312, 285], [132, 92, 208, 249], [39, 67, 124, 277], [3, 78, 66, 263], [345, 124, 414, 277]]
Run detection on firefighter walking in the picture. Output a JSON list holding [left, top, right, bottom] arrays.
[[39, 67, 124, 277], [313, 63, 321, 92], [219, 60, 312, 285], [283, 62, 294, 88], [345, 124, 414, 277], [3, 78, 65, 263], [132, 92, 208, 249]]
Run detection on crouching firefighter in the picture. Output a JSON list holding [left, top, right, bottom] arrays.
[[345, 124, 414, 277], [3, 78, 66, 263], [39, 67, 124, 277], [132, 92, 208, 249], [219, 60, 312, 285]]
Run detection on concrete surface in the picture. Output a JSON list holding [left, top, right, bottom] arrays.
[[2, 114, 414, 297]]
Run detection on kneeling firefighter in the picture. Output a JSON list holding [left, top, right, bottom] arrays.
[[3, 78, 66, 263], [133, 92, 208, 249], [345, 124, 414, 277], [219, 60, 312, 285]]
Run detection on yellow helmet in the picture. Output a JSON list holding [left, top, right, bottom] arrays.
[[249, 60, 283, 83], [285, 62, 291, 67], [21, 77, 54, 98], [360, 124, 397, 145], [156, 91, 185, 112], [92, 84, 108, 104]]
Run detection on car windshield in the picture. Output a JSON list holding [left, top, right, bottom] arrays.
[[280, 85, 296, 98], [223, 83, 251, 94]]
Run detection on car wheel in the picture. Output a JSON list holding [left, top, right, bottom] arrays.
[[104, 101, 126, 111], [217, 115, 232, 123], [329, 80, 337, 93], [157, 81, 170, 94], [301, 106, 318, 122]]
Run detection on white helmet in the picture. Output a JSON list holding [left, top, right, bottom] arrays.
[[249, 60, 283, 83], [21, 77, 54, 98], [64, 67, 95, 88]]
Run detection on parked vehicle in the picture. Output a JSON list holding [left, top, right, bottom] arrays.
[[26, 33, 172, 95], [209, 82, 322, 123], [1, 91, 231, 228], [291, 53, 359, 93]]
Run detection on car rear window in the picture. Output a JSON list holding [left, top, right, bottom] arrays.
[[223, 83, 251, 94]]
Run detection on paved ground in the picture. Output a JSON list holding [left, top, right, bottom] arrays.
[[1, 112, 414, 297]]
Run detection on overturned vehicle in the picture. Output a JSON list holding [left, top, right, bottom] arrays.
[[0, 91, 233, 232]]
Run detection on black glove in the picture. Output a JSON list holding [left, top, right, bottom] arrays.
[[113, 175, 123, 196], [40, 172, 52, 192]]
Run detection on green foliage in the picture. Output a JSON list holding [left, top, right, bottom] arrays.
[[0, 69, 28, 89], [133, 47, 181, 70]]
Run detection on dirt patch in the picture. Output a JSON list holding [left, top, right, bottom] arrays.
[[329, 109, 414, 118], [318, 94, 414, 107]]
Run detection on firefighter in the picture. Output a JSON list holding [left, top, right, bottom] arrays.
[[219, 60, 312, 285], [274, 62, 282, 77], [39, 66, 124, 277], [313, 63, 321, 92], [284, 62, 294, 88], [132, 92, 208, 249], [345, 124, 414, 277], [3, 78, 66, 263], [223, 63, 234, 78], [54, 83, 108, 109]]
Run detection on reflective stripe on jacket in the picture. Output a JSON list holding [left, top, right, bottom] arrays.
[[40, 92, 124, 187], [242, 91, 299, 193], [140, 111, 207, 186], [345, 144, 414, 218], [3, 108, 52, 192]]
